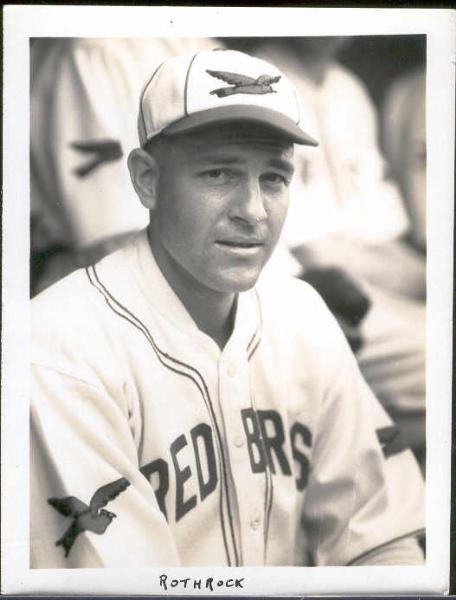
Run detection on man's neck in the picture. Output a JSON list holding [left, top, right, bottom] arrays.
[[147, 227, 237, 350], [181, 289, 237, 350]]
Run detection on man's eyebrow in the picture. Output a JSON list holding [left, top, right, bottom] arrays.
[[190, 154, 295, 175], [268, 157, 295, 176], [191, 154, 241, 166]]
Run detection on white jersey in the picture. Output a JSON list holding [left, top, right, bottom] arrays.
[[31, 230, 424, 568]]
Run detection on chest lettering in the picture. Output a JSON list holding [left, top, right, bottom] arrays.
[[241, 408, 312, 490], [140, 422, 217, 522], [140, 410, 312, 522]]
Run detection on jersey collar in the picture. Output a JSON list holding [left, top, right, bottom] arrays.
[[133, 229, 260, 357]]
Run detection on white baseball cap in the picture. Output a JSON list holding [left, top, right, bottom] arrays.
[[138, 48, 318, 147]]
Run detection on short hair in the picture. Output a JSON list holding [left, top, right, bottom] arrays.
[[143, 133, 170, 160]]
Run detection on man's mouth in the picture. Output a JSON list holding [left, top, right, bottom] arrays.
[[216, 239, 264, 248], [215, 239, 266, 257]]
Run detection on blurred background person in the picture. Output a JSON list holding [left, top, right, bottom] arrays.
[[30, 37, 218, 296], [234, 36, 427, 467], [382, 67, 426, 254]]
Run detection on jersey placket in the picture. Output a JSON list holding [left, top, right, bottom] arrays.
[[217, 347, 266, 566]]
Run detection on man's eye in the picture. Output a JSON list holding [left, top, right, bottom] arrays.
[[199, 169, 235, 184], [202, 169, 229, 180], [206, 169, 223, 179], [263, 173, 289, 186]]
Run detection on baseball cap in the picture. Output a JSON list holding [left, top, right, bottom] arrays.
[[138, 48, 318, 147]]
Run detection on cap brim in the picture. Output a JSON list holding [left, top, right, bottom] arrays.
[[161, 105, 318, 146]]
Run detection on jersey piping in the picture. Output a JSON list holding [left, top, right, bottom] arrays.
[[247, 289, 262, 361], [345, 527, 426, 566], [251, 393, 274, 563], [86, 264, 241, 566], [246, 294, 272, 564]]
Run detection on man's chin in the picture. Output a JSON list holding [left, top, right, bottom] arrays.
[[215, 270, 262, 294]]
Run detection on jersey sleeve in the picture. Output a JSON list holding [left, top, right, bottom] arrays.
[[30, 363, 180, 568], [350, 535, 424, 566], [301, 328, 425, 566], [31, 39, 148, 249]]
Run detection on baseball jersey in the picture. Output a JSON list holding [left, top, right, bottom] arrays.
[[31, 230, 424, 568]]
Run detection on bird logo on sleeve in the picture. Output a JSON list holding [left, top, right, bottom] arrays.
[[206, 70, 281, 97], [70, 139, 123, 178], [48, 477, 130, 557], [376, 426, 408, 459]]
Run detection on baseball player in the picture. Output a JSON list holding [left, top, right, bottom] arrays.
[[31, 49, 425, 568]]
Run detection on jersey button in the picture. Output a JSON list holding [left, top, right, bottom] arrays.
[[227, 363, 237, 378], [250, 517, 261, 531], [233, 435, 245, 448]]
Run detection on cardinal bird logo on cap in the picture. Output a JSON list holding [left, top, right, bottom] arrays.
[[206, 70, 281, 97], [48, 477, 130, 557]]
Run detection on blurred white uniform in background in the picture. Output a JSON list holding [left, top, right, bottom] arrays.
[[31, 38, 217, 291], [382, 68, 426, 252], [257, 41, 426, 460]]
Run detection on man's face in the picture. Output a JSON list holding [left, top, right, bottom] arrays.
[[149, 124, 294, 299]]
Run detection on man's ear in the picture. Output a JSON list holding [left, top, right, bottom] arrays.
[[128, 148, 159, 210]]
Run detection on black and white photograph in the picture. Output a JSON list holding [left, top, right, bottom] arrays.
[[2, 5, 455, 596]]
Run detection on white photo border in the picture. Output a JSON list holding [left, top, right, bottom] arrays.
[[2, 5, 455, 596]]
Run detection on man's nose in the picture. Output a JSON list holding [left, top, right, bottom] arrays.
[[230, 177, 267, 224]]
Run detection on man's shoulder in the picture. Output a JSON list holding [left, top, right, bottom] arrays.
[[31, 266, 102, 358], [32, 266, 92, 318], [254, 273, 351, 393], [256, 272, 343, 342], [32, 242, 137, 340], [31, 244, 141, 380]]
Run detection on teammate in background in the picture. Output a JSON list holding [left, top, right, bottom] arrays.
[[382, 67, 426, 254], [30, 37, 217, 295], [31, 49, 424, 568], [254, 38, 426, 465]]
